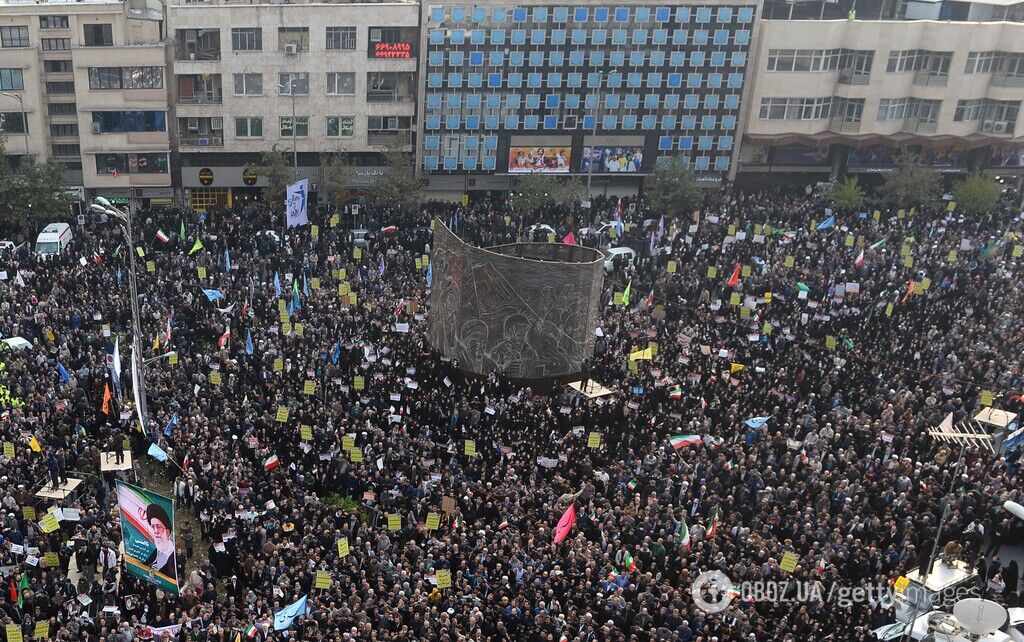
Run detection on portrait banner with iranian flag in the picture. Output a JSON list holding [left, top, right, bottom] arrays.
[[116, 481, 179, 593]]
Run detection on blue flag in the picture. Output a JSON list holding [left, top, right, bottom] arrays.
[[202, 289, 224, 302], [225, 248, 231, 272], [292, 279, 302, 312], [245, 329, 254, 356], [425, 262, 432, 287], [331, 342, 340, 364], [303, 273, 310, 297], [745, 416, 771, 429], [274, 595, 308, 631], [57, 360, 70, 383], [116, 267, 123, 286], [273, 272, 282, 297], [147, 442, 169, 462], [816, 215, 835, 231], [163, 413, 178, 437], [378, 255, 386, 276]]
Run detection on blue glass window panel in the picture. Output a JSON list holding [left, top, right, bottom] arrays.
[[546, 94, 560, 108], [582, 115, 596, 129], [448, 73, 463, 87], [427, 94, 442, 109], [465, 136, 478, 149], [430, 30, 444, 45], [584, 94, 598, 109], [695, 157, 710, 171], [711, 52, 726, 67], [702, 115, 716, 129], [571, 30, 587, 44], [505, 115, 519, 128], [732, 52, 746, 66], [493, 8, 506, 21], [612, 30, 627, 45], [687, 73, 701, 87], [684, 94, 699, 109], [513, 7, 527, 21], [569, 51, 584, 66], [451, 30, 465, 44], [667, 73, 682, 88], [531, 30, 545, 45], [452, 7, 465, 21], [690, 52, 705, 66], [467, 95, 482, 109], [430, 7, 445, 22], [610, 51, 625, 66], [444, 157, 458, 170], [735, 30, 750, 45], [490, 29, 505, 45], [630, 51, 645, 66], [727, 73, 743, 88], [722, 115, 737, 130], [607, 72, 622, 87], [594, 7, 609, 21], [679, 136, 693, 150], [738, 7, 754, 22], [471, 30, 485, 44], [670, 52, 685, 66], [484, 136, 498, 150], [547, 73, 562, 87], [648, 73, 663, 88], [675, 7, 691, 21], [602, 115, 616, 129], [715, 157, 730, 171], [426, 115, 441, 129], [511, 30, 526, 44], [527, 73, 542, 88], [482, 156, 497, 170], [525, 94, 540, 108], [565, 94, 580, 108], [714, 30, 729, 44], [507, 94, 521, 108], [592, 29, 607, 45], [487, 94, 501, 108], [662, 115, 677, 128], [627, 73, 642, 87], [672, 29, 688, 45], [664, 95, 679, 109], [428, 73, 442, 88], [682, 115, 696, 129], [509, 52, 524, 66], [543, 115, 558, 129], [488, 73, 502, 88], [473, 7, 486, 21], [446, 95, 461, 108], [644, 94, 659, 109], [656, 6, 670, 20], [425, 136, 439, 150], [485, 115, 499, 129], [567, 73, 582, 87], [463, 156, 477, 170], [468, 74, 482, 87], [587, 73, 601, 87], [524, 115, 538, 129], [574, 7, 588, 21], [508, 73, 522, 88], [605, 94, 620, 108], [718, 7, 733, 21], [725, 95, 740, 109], [696, 7, 711, 21], [550, 52, 565, 65], [429, 51, 443, 66], [693, 30, 708, 44], [425, 157, 439, 171], [642, 115, 657, 129], [652, 30, 668, 45], [658, 136, 673, 150], [530, 51, 544, 66], [704, 95, 719, 109], [533, 7, 547, 21], [551, 30, 566, 45], [625, 94, 639, 108], [590, 51, 605, 66], [719, 136, 733, 150], [450, 51, 464, 66], [553, 7, 568, 21], [706, 73, 722, 88], [698, 136, 712, 150], [615, 6, 629, 21], [445, 116, 460, 129], [622, 115, 637, 129], [632, 29, 647, 45], [636, 7, 650, 20]]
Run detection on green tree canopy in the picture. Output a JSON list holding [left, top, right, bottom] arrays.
[[249, 146, 292, 213], [321, 151, 359, 212], [512, 174, 584, 215], [952, 174, 1002, 216], [366, 144, 420, 212], [828, 176, 866, 213], [877, 149, 941, 210], [645, 157, 702, 216], [0, 133, 69, 236]]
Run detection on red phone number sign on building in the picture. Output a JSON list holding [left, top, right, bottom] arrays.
[[373, 42, 413, 58]]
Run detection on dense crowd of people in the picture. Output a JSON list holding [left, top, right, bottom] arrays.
[[0, 184, 1022, 642]]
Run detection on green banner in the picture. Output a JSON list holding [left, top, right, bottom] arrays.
[[116, 481, 178, 593]]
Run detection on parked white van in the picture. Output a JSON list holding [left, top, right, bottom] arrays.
[[35, 223, 73, 258]]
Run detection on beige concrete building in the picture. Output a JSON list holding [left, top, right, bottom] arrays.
[[0, 0, 171, 204], [166, 0, 419, 210]]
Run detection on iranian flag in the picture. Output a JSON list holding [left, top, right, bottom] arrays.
[[706, 508, 721, 539], [498, 519, 509, 530], [264, 454, 281, 470], [218, 326, 231, 349], [668, 386, 683, 399], [626, 479, 638, 491], [622, 551, 636, 572], [816, 557, 826, 574], [680, 518, 691, 549], [245, 624, 258, 639], [670, 434, 702, 450], [155, 229, 171, 243], [854, 248, 864, 268]]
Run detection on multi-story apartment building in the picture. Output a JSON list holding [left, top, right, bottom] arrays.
[[417, 0, 759, 199], [166, 0, 419, 210], [0, 0, 172, 206], [738, 0, 1024, 184]]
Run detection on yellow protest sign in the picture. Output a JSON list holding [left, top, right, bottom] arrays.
[[730, 363, 744, 374], [426, 512, 440, 530], [464, 439, 476, 456], [893, 576, 910, 593], [168, 352, 178, 365], [587, 432, 601, 448], [739, 307, 751, 319], [22, 506, 35, 520], [338, 268, 347, 280], [337, 538, 350, 557], [39, 514, 59, 534], [741, 265, 751, 278], [338, 282, 351, 295], [300, 425, 313, 441], [919, 277, 931, 290], [348, 293, 358, 306], [762, 322, 773, 335], [387, 514, 401, 531], [415, 257, 423, 270], [33, 622, 48, 639], [28, 436, 41, 453], [765, 291, 773, 303], [209, 371, 221, 385], [280, 321, 292, 335], [809, 219, 816, 231], [273, 357, 284, 372], [146, 260, 155, 273], [648, 341, 658, 357], [315, 570, 331, 589], [885, 302, 894, 317], [784, 255, 795, 268], [310, 278, 321, 290], [780, 551, 799, 573], [947, 201, 956, 212], [311, 225, 319, 239], [275, 406, 289, 423], [825, 336, 836, 350], [294, 323, 304, 337], [754, 224, 762, 234], [342, 436, 355, 450], [900, 244, 910, 257], [728, 224, 736, 236], [903, 256, 913, 268], [547, 233, 556, 243], [845, 234, 854, 247], [135, 246, 145, 258], [353, 247, 362, 259], [613, 292, 624, 305], [948, 250, 957, 263], [873, 210, 880, 221], [897, 209, 905, 219], [330, 214, 340, 227], [353, 375, 365, 390], [3, 441, 13, 458], [436, 569, 452, 589], [303, 380, 316, 396], [349, 447, 363, 462], [706, 266, 717, 279], [1014, 245, 1024, 258], [729, 292, 741, 306], [667, 260, 677, 274], [197, 266, 206, 279], [980, 390, 994, 407], [627, 359, 639, 373], [6, 624, 23, 642], [42, 552, 58, 568]]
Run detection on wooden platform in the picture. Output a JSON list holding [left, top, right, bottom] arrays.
[[35, 478, 83, 500], [100, 450, 133, 472], [567, 380, 616, 399]]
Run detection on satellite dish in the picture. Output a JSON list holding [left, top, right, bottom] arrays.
[[953, 598, 1008, 637], [1004, 500, 1024, 522]]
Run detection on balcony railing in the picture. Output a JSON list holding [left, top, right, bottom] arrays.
[[837, 70, 870, 85], [175, 47, 221, 61], [179, 135, 223, 146], [177, 92, 223, 105], [366, 91, 414, 103], [367, 131, 412, 146], [902, 118, 938, 134], [912, 71, 949, 87], [990, 73, 1024, 88], [829, 118, 861, 134]]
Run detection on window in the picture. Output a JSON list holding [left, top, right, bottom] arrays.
[[43, 60, 72, 73], [46, 81, 75, 94], [41, 38, 70, 51], [0, 69, 24, 91], [766, 49, 842, 72], [326, 116, 354, 137], [49, 123, 77, 136], [278, 27, 309, 52], [83, 23, 113, 46], [88, 67, 163, 90], [887, 50, 951, 75], [280, 116, 309, 137], [326, 26, 356, 50], [51, 144, 80, 157], [91, 111, 166, 133], [233, 73, 262, 95], [954, 99, 985, 121], [877, 98, 941, 122], [234, 116, 262, 137], [48, 102, 76, 116], [39, 15, 69, 29], [876, 98, 910, 121], [280, 73, 309, 95], [231, 27, 262, 51], [758, 97, 832, 120], [326, 72, 354, 95], [89, 67, 121, 89], [1, 26, 30, 48], [965, 51, 998, 74], [95, 152, 168, 174], [0, 112, 27, 134]]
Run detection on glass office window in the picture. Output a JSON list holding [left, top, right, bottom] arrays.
[[523, 115, 538, 129], [679, 136, 693, 150], [685, 94, 699, 109], [658, 136, 673, 150], [513, 7, 527, 21], [662, 115, 676, 128], [636, 7, 650, 20]]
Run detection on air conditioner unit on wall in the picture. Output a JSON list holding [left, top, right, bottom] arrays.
[[993, 120, 1008, 133], [211, 117, 223, 130], [981, 119, 995, 132], [187, 117, 199, 131], [285, 43, 298, 55], [91, 122, 102, 134]]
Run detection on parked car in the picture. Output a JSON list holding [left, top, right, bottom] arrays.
[[35, 223, 73, 258], [603, 246, 636, 272]]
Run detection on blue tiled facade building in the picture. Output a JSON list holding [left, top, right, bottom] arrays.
[[419, 0, 756, 192]]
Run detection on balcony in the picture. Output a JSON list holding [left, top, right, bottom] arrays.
[[837, 70, 870, 85], [367, 131, 412, 146], [990, 73, 1024, 88], [902, 118, 938, 134], [177, 91, 223, 105], [179, 135, 223, 147], [176, 47, 221, 61], [366, 90, 414, 103], [912, 71, 948, 87], [829, 118, 861, 134]]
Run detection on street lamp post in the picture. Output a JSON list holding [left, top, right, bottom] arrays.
[[279, 76, 298, 180], [0, 92, 30, 157]]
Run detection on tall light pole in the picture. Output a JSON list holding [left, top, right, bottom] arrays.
[[278, 76, 298, 180], [582, 71, 602, 228], [0, 92, 30, 157], [91, 197, 149, 428]]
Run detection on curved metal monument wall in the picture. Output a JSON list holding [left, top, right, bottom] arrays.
[[429, 220, 604, 379]]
